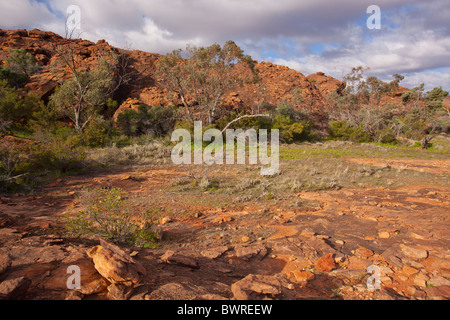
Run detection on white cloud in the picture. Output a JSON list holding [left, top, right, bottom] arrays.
[[401, 69, 450, 92], [0, 0, 448, 90], [0, 0, 55, 29]]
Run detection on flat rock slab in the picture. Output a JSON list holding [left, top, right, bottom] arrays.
[[8, 246, 66, 267], [201, 246, 229, 259], [160, 250, 199, 268], [231, 274, 282, 300], [235, 245, 268, 261], [0, 253, 11, 275], [146, 282, 210, 300], [400, 245, 428, 260], [0, 276, 31, 300]]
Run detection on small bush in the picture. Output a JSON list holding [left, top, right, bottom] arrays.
[[0, 66, 28, 87], [116, 104, 177, 137], [217, 106, 314, 144], [5, 49, 39, 77], [0, 80, 42, 129], [33, 139, 86, 174], [64, 187, 159, 247], [349, 125, 371, 143], [0, 133, 87, 192], [328, 120, 371, 143], [81, 116, 110, 147], [0, 136, 34, 184], [328, 121, 354, 141], [375, 127, 397, 144]]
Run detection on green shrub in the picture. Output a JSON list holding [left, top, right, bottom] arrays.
[[216, 111, 272, 132], [328, 120, 371, 143], [375, 127, 398, 144], [173, 120, 195, 134], [116, 108, 141, 136], [5, 49, 39, 77], [0, 136, 34, 183], [116, 104, 177, 137], [349, 125, 371, 143], [328, 120, 354, 140], [0, 66, 28, 87], [0, 134, 86, 191], [425, 87, 449, 109], [217, 106, 313, 144], [81, 116, 110, 147], [65, 187, 159, 247], [32, 139, 86, 174], [272, 114, 310, 143], [0, 80, 42, 129]]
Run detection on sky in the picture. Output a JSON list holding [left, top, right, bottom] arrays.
[[1, 0, 449, 91]]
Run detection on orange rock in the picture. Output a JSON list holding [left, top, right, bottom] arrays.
[[315, 253, 336, 272], [421, 256, 450, 274], [347, 256, 372, 270], [240, 236, 252, 243], [355, 247, 374, 259], [214, 216, 234, 224], [291, 270, 315, 283], [402, 265, 419, 277]]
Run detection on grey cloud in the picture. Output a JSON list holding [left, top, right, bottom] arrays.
[[0, 0, 448, 89]]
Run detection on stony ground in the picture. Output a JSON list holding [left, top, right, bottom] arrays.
[[0, 155, 449, 300]]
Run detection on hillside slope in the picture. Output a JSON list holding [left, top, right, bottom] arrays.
[[0, 29, 345, 122]]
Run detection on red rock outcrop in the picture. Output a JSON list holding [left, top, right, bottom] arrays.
[[0, 28, 343, 118], [2, 28, 406, 126]]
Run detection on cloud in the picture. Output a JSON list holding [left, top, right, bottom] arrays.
[[0, 0, 55, 30], [0, 0, 448, 90]]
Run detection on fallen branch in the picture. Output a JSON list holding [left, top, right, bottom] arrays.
[[3, 172, 30, 182], [362, 163, 391, 176]]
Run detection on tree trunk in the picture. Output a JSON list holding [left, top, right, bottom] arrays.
[[421, 136, 433, 149], [180, 95, 192, 121], [74, 107, 81, 132]]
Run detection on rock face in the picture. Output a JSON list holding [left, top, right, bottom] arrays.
[[86, 239, 146, 285], [0, 28, 349, 126], [112, 98, 144, 122], [306, 72, 345, 97]]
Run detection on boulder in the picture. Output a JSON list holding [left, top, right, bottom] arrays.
[[355, 247, 374, 259], [86, 239, 146, 285], [43, 259, 108, 295], [146, 282, 202, 300]]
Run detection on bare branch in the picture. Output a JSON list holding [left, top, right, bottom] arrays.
[[221, 114, 271, 133]]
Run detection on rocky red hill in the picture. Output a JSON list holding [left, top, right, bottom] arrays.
[[0, 28, 347, 122]]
